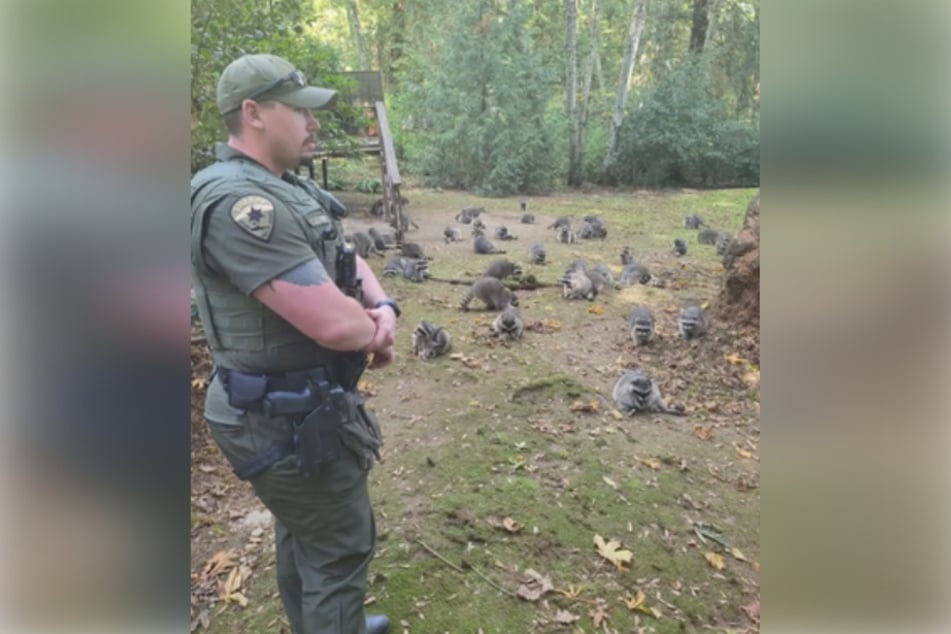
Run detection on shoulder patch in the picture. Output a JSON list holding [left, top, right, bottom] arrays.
[[230, 195, 275, 241]]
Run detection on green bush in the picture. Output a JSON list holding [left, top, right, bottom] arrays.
[[613, 58, 759, 188]]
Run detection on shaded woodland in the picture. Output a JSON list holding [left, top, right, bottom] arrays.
[[191, 0, 759, 192]]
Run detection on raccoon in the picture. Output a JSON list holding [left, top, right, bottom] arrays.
[[579, 217, 607, 239], [715, 232, 732, 258], [561, 262, 595, 300], [627, 306, 655, 346], [684, 214, 706, 230], [474, 234, 505, 255], [382, 256, 428, 283], [547, 216, 572, 230], [612, 369, 683, 415], [519, 199, 528, 212], [618, 262, 651, 286], [679, 305, 709, 339], [528, 243, 546, 265], [647, 275, 666, 289], [390, 212, 420, 233], [368, 198, 385, 217], [557, 225, 577, 244], [367, 226, 387, 252], [698, 228, 719, 245], [672, 238, 687, 257], [471, 218, 486, 233], [459, 277, 518, 311], [619, 246, 634, 265], [400, 242, 427, 260], [483, 259, 523, 280], [491, 305, 524, 341], [349, 231, 380, 259], [455, 206, 485, 223], [444, 226, 463, 243], [520, 213, 535, 224], [494, 225, 518, 241], [412, 321, 452, 360], [588, 263, 613, 290]]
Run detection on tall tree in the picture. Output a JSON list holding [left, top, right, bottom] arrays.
[[602, 0, 648, 175], [565, 0, 582, 186], [688, 0, 708, 54], [579, 0, 601, 164], [344, 0, 370, 69]]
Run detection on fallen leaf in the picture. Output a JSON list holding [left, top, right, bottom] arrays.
[[730, 547, 748, 561], [587, 304, 604, 315], [589, 600, 610, 628], [569, 399, 599, 413], [189, 609, 210, 632], [704, 552, 726, 570], [602, 476, 618, 490], [461, 356, 481, 369], [502, 517, 522, 534], [557, 584, 584, 599], [202, 550, 237, 579], [692, 425, 715, 441], [733, 443, 755, 459], [594, 534, 633, 571], [515, 568, 554, 602], [610, 408, 623, 420], [742, 369, 760, 387], [742, 598, 760, 623], [191, 377, 207, 390], [222, 566, 242, 596], [723, 352, 747, 366], [554, 609, 580, 624], [624, 590, 646, 610], [637, 457, 661, 471], [357, 379, 378, 396]]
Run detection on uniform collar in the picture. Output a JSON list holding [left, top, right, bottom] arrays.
[[214, 142, 278, 174]]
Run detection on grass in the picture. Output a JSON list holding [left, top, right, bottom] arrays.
[[197, 185, 759, 633]]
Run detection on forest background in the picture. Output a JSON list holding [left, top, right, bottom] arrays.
[[190, 0, 759, 192]]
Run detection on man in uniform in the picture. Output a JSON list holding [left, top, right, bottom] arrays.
[[190, 53, 400, 634]]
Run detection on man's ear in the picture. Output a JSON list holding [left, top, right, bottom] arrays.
[[243, 100, 266, 130]]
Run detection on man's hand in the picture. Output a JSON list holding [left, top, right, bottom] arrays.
[[367, 345, 395, 369], [363, 306, 397, 352]]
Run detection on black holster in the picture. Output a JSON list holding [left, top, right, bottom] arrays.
[[220, 367, 382, 478]]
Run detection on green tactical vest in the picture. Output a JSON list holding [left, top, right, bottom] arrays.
[[191, 144, 346, 373]]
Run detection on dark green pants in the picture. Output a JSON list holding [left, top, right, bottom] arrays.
[[207, 401, 375, 634]]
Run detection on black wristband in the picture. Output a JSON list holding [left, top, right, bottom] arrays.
[[374, 298, 401, 318]]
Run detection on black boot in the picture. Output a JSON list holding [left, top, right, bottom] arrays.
[[365, 613, 390, 634]]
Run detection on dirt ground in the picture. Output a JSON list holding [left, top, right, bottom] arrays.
[[190, 186, 760, 633]]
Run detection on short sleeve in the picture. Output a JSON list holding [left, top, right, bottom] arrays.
[[202, 191, 317, 295]]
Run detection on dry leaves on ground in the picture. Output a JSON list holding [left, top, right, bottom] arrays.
[[593, 534, 633, 571], [514, 568, 554, 602]]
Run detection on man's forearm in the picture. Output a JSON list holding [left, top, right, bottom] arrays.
[[357, 256, 389, 307]]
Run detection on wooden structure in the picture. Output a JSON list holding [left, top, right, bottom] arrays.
[[297, 71, 406, 242]]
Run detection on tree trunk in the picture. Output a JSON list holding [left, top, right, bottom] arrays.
[[578, 0, 600, 164], [565, 0, 582, 187], [602, 0, 648, 175], [345, 0, 370, 70], [689, 0, 709, 54], [717, 190, 760, 329]]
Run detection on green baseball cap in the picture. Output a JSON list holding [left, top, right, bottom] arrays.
[[216, 53, 337, 115]]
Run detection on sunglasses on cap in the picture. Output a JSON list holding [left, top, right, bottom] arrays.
[[247, 69, 306, 101]]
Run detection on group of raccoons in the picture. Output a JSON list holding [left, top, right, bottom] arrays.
[[349, 200, 732, 419]]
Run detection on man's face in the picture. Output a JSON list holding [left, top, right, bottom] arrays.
[[258, 101, 319, 172]]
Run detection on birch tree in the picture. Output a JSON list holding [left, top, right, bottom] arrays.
[[565, 0, 581, 186], [602, 0, 648, 174], [344, 0, 370, 69]]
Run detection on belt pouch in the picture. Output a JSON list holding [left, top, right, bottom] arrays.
[[293, 400, 344, 475]]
